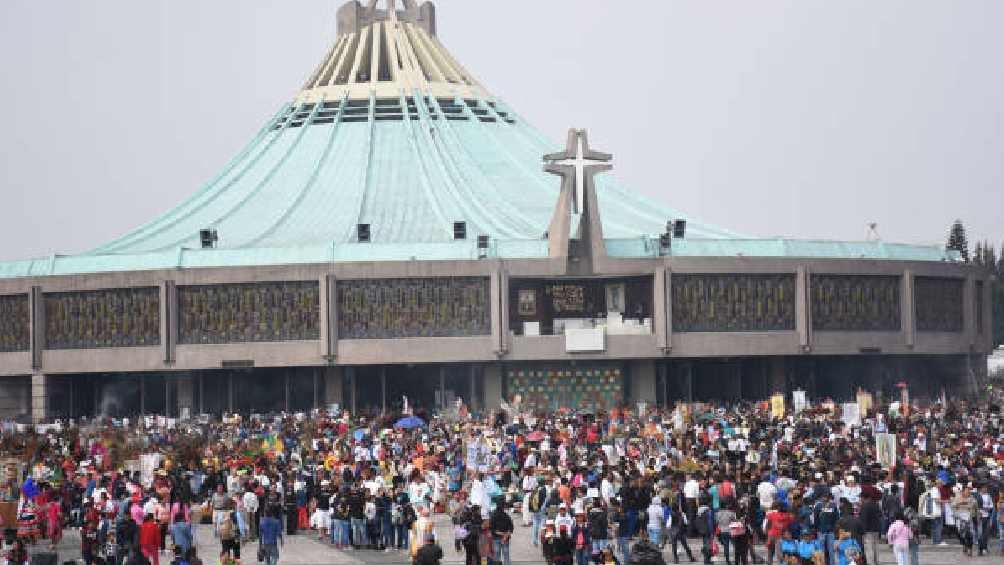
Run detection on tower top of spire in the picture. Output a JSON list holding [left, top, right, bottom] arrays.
[[337, 0, 436, 37]]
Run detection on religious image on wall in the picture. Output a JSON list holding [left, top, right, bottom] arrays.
[[810, 275, 901, 331], [546, 284, 586, 314], [671, 274, 796, 332], [507, 366, 623, 412], [914, 276, 964, 332], [517, 289, 536, 317], [605, 283, 625, 314], [337, 277, 490, 339], [178, 281, 320, 344], [45, 287, 160, 350], [0, 294, 30, 353]]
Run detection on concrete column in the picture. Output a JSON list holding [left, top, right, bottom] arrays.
[[161, 281, 177, 365], [324, 275, 339, 361], [654, 268, 669, 352], [797, 266, 810, 351], [902, 271, 915, 349], [629, 360, 657, 404], [483, 364, 502, 410], [323, 366, 344, 408], [176, 374, 194, 419], [31, 372, 47, 423], [30, 286, 45, 372], [491, 271, 503, 355]]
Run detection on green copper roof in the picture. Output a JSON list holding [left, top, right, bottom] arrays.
[[0, 98, 953, 279]]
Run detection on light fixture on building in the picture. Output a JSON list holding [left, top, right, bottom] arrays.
[[357, 223, 371, 243], [199, 228, 218, 249]]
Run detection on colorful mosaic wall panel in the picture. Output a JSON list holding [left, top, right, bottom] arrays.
[[44, 287, 160, 350], [338, 277, 490, 339], [507, 367, 623, 412], [810, 275, 901, 331], [914, 276, 964, 333], [178, 281, 320, 344], [671, 274, 795, 332], [0, 294, 30, 353]]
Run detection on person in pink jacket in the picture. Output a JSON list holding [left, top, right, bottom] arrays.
[[886, 512, 912, 565]]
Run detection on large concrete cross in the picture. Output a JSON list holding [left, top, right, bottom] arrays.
[[544, 129, 612, 215]]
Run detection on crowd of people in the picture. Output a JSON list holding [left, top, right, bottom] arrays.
[[0, 387, 1003, 565]]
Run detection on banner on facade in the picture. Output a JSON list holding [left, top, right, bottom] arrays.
[[792, 390, 808, 413], [842, 403, 861, 428], [770, 394, 785, 419]]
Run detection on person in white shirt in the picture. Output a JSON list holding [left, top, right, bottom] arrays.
[[521, 472, 537, 526], [242, 489, 259, 540], [554, 504, 574, 532], [757, 479, 776, 511]]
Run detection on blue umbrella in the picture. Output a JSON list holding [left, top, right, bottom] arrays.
[[394, 415, 425, 429]]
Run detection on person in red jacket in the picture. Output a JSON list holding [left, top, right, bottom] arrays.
[[139, 514, 162, 565]]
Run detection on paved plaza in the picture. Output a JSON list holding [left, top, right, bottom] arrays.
[[34, 517, 1002, 565]]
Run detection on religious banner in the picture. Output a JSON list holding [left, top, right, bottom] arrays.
[[792, 390, 808, 413], [856, 390, 873, 416], [842, 403, 861, 428], [770, 394, 785, 419], [875, 432, 897, 468]]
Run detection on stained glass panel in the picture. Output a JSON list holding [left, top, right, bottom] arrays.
[[178, 281, 320, 344], [915, 277, 963, 333], [810, 275, 900, 331], [338, 277, 490, 339], [671, 274, 795, 332], [0, 294, 30, 353], [45, 288, 160, 350]]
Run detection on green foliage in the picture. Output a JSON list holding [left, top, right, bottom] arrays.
[[994, 279, 1004, 348], [946, 220, 970, 262]]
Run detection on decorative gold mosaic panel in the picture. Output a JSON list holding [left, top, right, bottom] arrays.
[[45, 287, 160, 349], [0, 294, 30, 353], [671, 274, 795, 332], [811, 275, 900, 331], [338, 277, 490, 339], [178, 281, 320, 344], [915, 277, 964, 333]]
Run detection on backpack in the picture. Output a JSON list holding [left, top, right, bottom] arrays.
[[728, 521, 746, 537], [219, 516, 235, 540], [529, 488, 545, 513]]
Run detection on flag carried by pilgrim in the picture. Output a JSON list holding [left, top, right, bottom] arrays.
[[875, 433, 897, 469]]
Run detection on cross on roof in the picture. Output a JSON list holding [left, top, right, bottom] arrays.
[[544, 129, 612, 215]]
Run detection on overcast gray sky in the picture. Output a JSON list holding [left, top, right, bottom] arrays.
[[1, 0, 1001, 262]]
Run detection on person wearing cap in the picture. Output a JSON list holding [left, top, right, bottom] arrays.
[[555, 503, 574, 533]]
